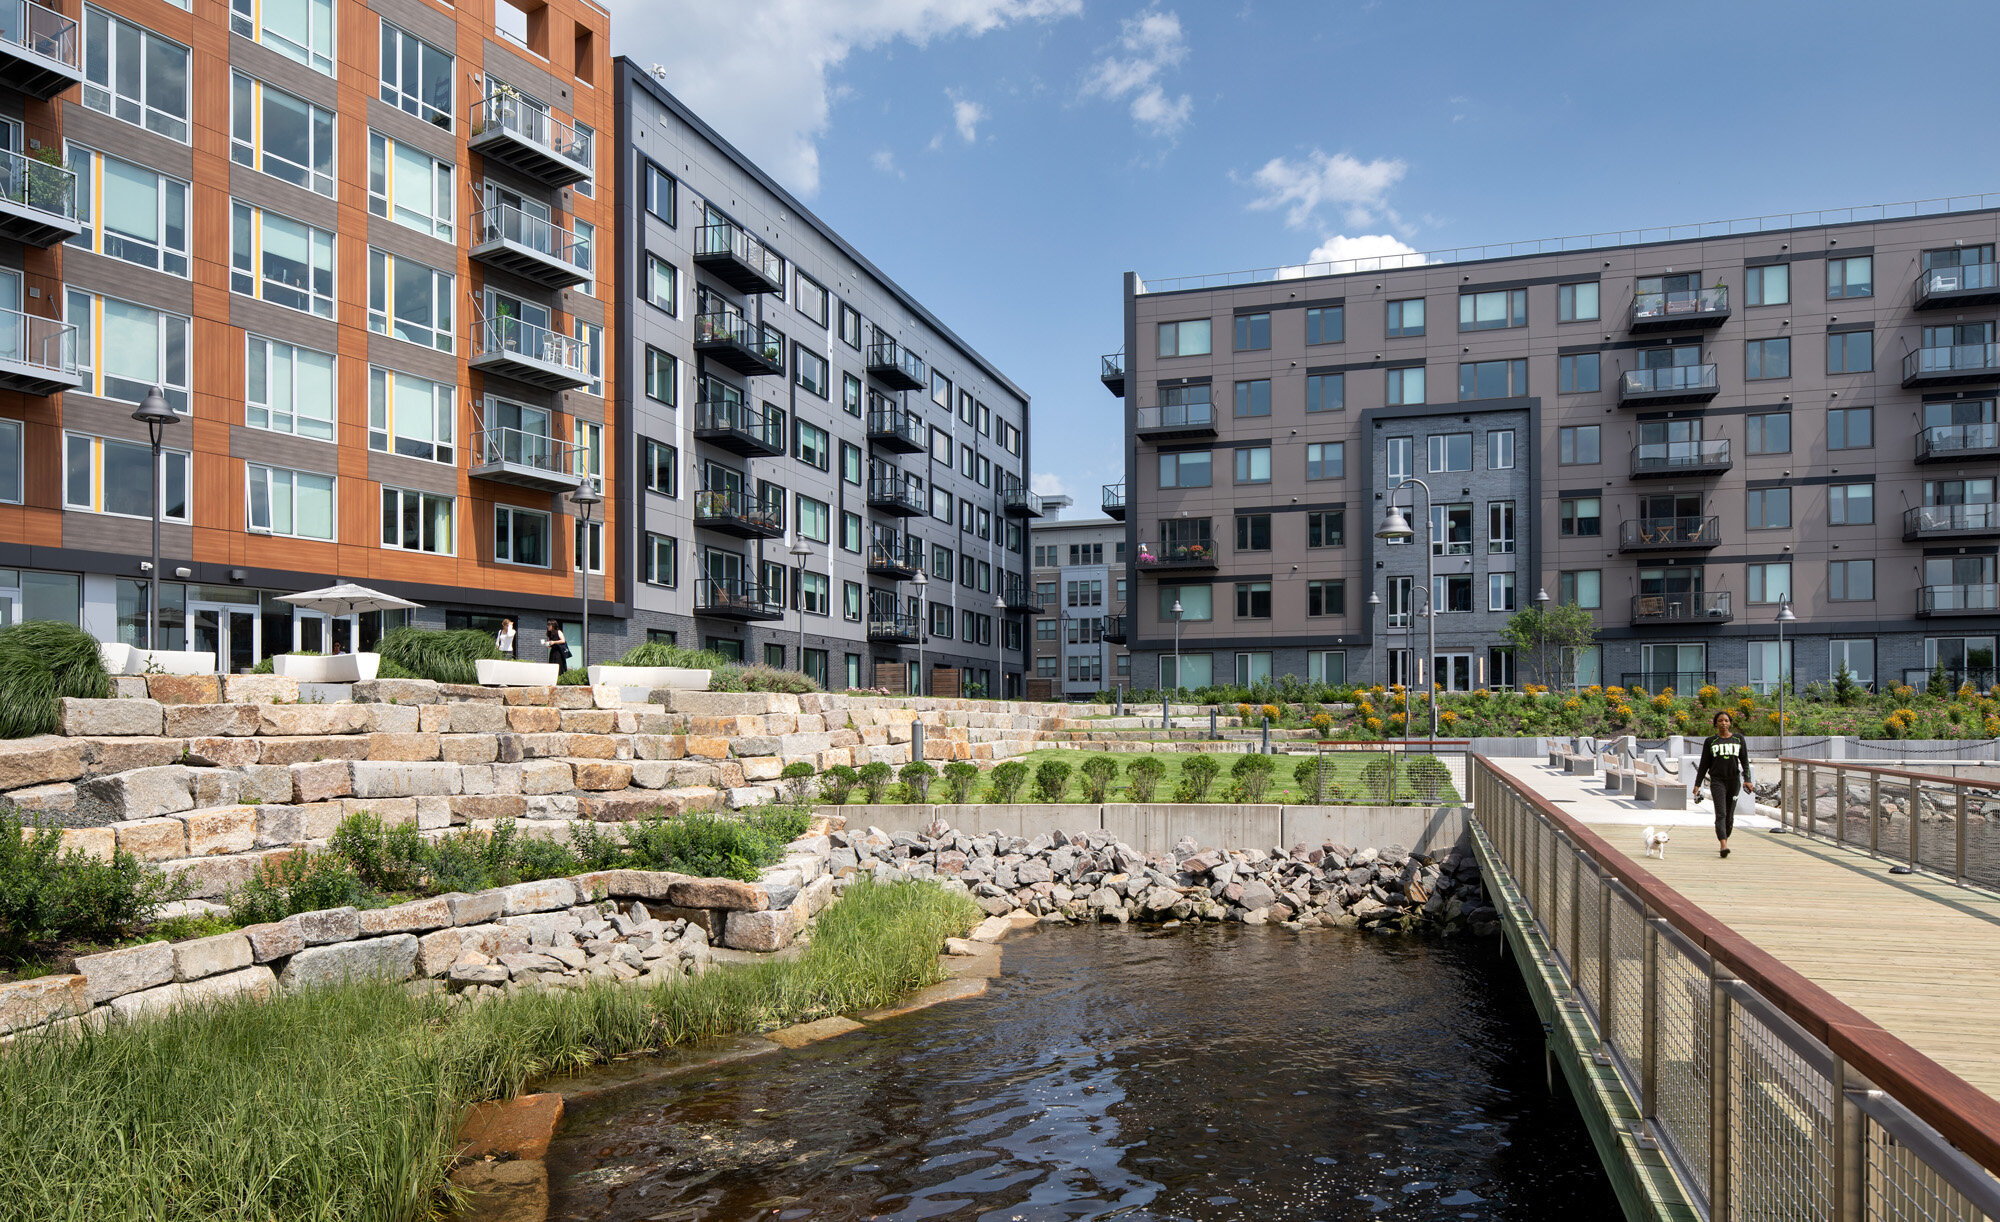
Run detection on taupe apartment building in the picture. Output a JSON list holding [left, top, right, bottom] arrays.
[[1105, 198, 2000, 694]]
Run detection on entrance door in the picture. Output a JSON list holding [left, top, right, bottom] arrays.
[[484, 398, 552, 468], [0, 590, 18, 628], [1432, 652, 1473, 692], [191, 602, 260, 673], [293, 609, 355, 655]]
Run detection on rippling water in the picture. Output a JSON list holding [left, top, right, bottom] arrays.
[[546, 924, 1619, 1221]]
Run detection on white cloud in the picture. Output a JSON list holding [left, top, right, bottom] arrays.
[[1030, 471, 1069, 499], [952, 95, 987, 143], [1276, 234, 1425, 280], [1081, 7, 1192, 138], [621, 0, 1082, 196], [1246, 149, 1408, 230], [870, 148, 905, 178]]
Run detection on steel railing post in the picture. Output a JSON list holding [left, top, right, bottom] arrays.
[[1568, 849, 1581, 977], [1808, 763, 1819, 840], [1709, 966, 1735, 1222], [1642, 914, 1660, 1120], [1911, 779, 1923, 870], [1832, 1058, 1863, 1222], [1957, 787, 1968, 885], [1869, 776, 1880, 859], [1598, 876, 1613, 1060]]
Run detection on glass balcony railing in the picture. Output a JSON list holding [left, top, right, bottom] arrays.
[[0, 0, 77, 68], [0, 304, 76, 377], [1903, 344, 2000, 383], [471, 426, 581, 485], [474, 315, 591, 381], [469, 90, 592, 180], [1916, 263, 2000, 303], [1920, 584, 2000, 615], [1630, 285, 1729, 326], [1904, 503, 2000, 537], [1631, 438, 1730, 475], [0, 148, 74, 221], [1918, 421, 2000, 461], [1135, 401, 1216, 432], [472, 202, 589, 270], [1621, 364, 1720, 399], [1630, 591, 1732, 624]]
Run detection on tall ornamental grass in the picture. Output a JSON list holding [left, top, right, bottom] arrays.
[[0, 620, 110, 739], [374, 627, 497, 686]]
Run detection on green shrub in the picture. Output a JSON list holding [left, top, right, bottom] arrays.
[[819, 765, 858, 805], [1294, 756, 1326, 804], [227, 849, 368, 925], [1032, 758, 1072, 803], [1174, 753, 1221, 802], [568, 820, 624, 871], [326, 813, 425, 893], [779, 761, 817, 804], [941, 761, 980, 803], [1359, 756, 1398, 801], [616, 640, 735, 670], [1078, 755, 1119, 802], [735, 664, 819, 694], [857, 761, 894, 804], [988, 760, 1028, 803], [1407, 755, 1452, 802], [557, 668, 590, 685], [899, 760, 936, 802], [1126, 756, 1166, 801], [1231, 752, 1277, 801], [620, 811, 801, 881], [0, 620, 111, 739], [0, 815, 191, 963], [375, 627, 496, 685]]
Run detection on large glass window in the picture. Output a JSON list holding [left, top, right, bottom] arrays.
[[0, 419, 17, 504], [1234, 446, 1271, 484], [1233, 379, 1270, 417], [1234, 582, 1272, 619], [645, 254, 677, 315], [231, 73, 334, 197], [1158, 584, 1213, 622], [1745, 336, 1791, 379], [231, 0, 333, 75], [67, 290, 190, 412], [1558, 352, 1599, 393], [1308, 581, 1345, 617], [1559, 425, 1600, 465], [1387, 366, 1425, 405], [65, 433, 188, 521], [1233, 312, 1270, 351], [1747, 411, 1791, 454], [1827, 256, 1872, 299], [1306, 305, 1343, 344], [644, 346, 677, 405], [1428, 432, 1472, 473], [644, 534, 678, 587], [1831, 639, 1875, 686], [1430, 503, 1473, 556], [1307, 510, 1343, 547], [1156, 318, 1211, 357], [368, 368, 453, 463], [795, 346, 828, 398], [1747, 487, 1792, 529], [1459, 358, 1526, 400], [380, 487, 453, 555], [645, 440, 678, 497], [368, 131, 452, 238], [1386, 298, 1425, 337], [1306, 372, 1343, 413], [1746, 263, 1789, 306], [1306, 442, 1343, 479], [231, 203, 334, 318], [67, 147, 188, 276], [1828, 483, 1874, 525], [368, 249, 453, 351], [379, 22, 452, 129], [1458, 288, 1527, 331], [247, 464, 335, 540], [1558, 282, 1599, 321], [246, 335, 334, 441], [797, 495, 829, 543], [494, 505, 550, 567], [1830, 559, 1874, 602], [1747, 562, 1792, 604], [1559, 570, 1601, 609], [1828, 407, 1873, 450], [1827, 330, 1873, 374], [84, 8, 190, 142], [1559, 497, 1601, 537], [643, 161, 675, 223], [1157, 451, 1211, 488]]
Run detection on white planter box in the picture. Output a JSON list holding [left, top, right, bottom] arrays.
[[476, 658, 560, 686], [586, 665, 711, 701], [99, 644, 219, 676], [272, 653, 381, 682]]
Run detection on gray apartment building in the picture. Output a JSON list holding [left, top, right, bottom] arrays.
[[1106, 198, 2000, 694], [1026, 509, 1131, 700], [614, 61, 1034, 695]]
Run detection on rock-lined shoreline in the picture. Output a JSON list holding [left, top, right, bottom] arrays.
[[825, 822, 1498, 934]]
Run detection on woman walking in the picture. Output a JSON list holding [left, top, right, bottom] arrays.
[[542, 619, 570, 671], [1692, 709, 1750, 858], [495, 617, 517, 659]]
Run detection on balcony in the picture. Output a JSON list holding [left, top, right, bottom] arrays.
[[692, 218, 783, 295], [0, 307, 77, 394], [865, 403, 924, 453], [470, 203, 590, 288], [694, 489, 785, 540], [695, 575, 784, 622], [1135, 401, 1216, 440], [1002, 578, 1039, 614], [1620, 364, 1720, 406], [0, 150, 75, 247], [1620, 671, 1716, 694], [1631, 439, 1731, 478], [1102, 482, 1126, 520], [866, 535, 923, 579], [866, 338, 926, 391], [694, 312, 785, 377], [1136, 529, 1217, 572], [1102, 613, 1127, 644], [1629, 591, 1732, 626], [0, 1, 80, 100], [470, 316, 593, 390], [1903, 502, 2000, 541], [1001, 485, 1044, 518], [1101, 352, 1125, 397], [867, 610, 922, 644], [1629, 285, 1729, 332], [1903, 344, 2000, 388], [470, 426, 582, 491], [1919, 585, 2000, 617], [468, 90, 592, 187], [693, 397, 784, 458], [1914, 263, 2000, 310], [867, 474, 924, 517], [1618, 516, 1722, 552], [1917, 422, 2000, 464]]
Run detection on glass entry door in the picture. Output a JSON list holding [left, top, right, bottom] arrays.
[[191, 602, 261, 673], [293, 609, 355, 655]]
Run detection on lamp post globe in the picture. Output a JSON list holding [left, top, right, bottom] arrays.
[[1775, 599, 1797, 750], [131, 386, 179, 652], [992, 594, 1006, 699], [788, 536, 814, 678], [911, 569, 927, 696]]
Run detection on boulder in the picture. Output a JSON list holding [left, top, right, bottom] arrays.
[[143, 674, 221, 706], [499, 878, 579, 915], [171, 932, 254, 982], [279, 934, 420, 990], [75, 940, 175, 1004], [721, 907, 799, 952], [667, 878, 767, 911], [0, 736, 87, 791], [358, 896, 455, 935], [59, 697, 164, 737], [74, 766, 197, 825], [291, 906, 361, 945], [162, 703, 259, 738], [0, 974, 88, 1034]]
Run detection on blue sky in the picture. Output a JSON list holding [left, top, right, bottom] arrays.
[[613, 0, 2000, 513]]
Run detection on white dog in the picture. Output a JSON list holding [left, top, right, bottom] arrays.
[[1643, 826, 1672, 859]]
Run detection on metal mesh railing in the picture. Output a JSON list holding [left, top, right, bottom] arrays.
[[1655, 930, 1712, 1206], [1780, 759, 2000, 892], [1866, 1109, 1993, 1222], [1575, 864, 1603, 1024], [1729, 997, 1836, 1220], [1608, 890, 1648, 1087]]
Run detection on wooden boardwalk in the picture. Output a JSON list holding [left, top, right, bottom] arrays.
[[1490, 756, 2000, 1102]]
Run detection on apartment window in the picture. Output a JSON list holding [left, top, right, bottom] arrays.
[[379, 23, 451, 128], [1387, 366, 1425, 405], [1308, 650, 1346, 685], [643, 534, 678, 587], [566, 518, 601, 574], [1559, 570, 1602, 609], [368, 250, 453, 351], [795, 347, 828, 398], [1157, 318, 1211, 357], [366, 368, 452, 463], [1830, 559, 1874, 602], [1826, 482, 1874, 526], [367, 132, 451, 238], [800, 572, 830, 616], [231, 74, 334, 197], [958, 390, 975, 425], [1558, 282, 1599, 321], [842, 373, 862, 418], [644, 347, 677, 405], [232, 0, 333, 74], [1159, 584, 1212, 621], [1831, 639, 1875, 686], [246, 335, 334, 441], [1308, 580, 1345, 617], [840, 512, 861, 553], [1307, 509, 1343, 548], [1236, 514, 1271, 552], [1489, 501, 1515, 554], [1747, 562, 1792, 604], [1234, 446, 1271, 484], [1827, 330, 1873, 374], [931, 371, 951, 410], [1746, 263, 1789, 306], [0, 420, 17, 504], [1747, 488, 1792, 530], [1431, 503, 1473, 556], [838, 303, 861, 349], [1234, 379, 1271, 417], [1459, 359, 1527, 400], [1488, 430, 1516, 470], [1306, 373, 1343, 413], [1234, 312, 1270, 351], [231, 203, 334, 318], [246, 464, 334, 540], [84, 9, 189, 141], [64, 434, 188, 521], [1158, 451, 1211, 488], [977, 508, 991, 540], [645, 439, 678, 497], [1459, 289, 1527, 331], [1306, 305, 1343, 344], [842, 581, 863, 622], [67, 147, 188, 276], [933, 545, 954, 580], [929, 603, 953, 638], [1306, 442, 1344, 479], [641, 161, 675, 224], [795, 273, 828, 326], [1489, 572, 1516, 612], [644, 255, 677, 315], [381, 488, 452, 555], [1560, 497, 1601, 538], [1235, 582, 1272, 620], [573, 421, 601, 483], [1386, 436, 1413, 485], [959, 444, 974, 478], [1386, 298, 1425, 337], [1827, 255, 1872, 299], [1746, 336, 1791, 379], [1559, 425, 1600, 465], [957, 498, 972, 532], [1435, 574, 1475, 613], [494, 505, 549, 567], [797, 421, 830, 471], [840, 441, 862, 485], [67, 290, 190, 412], [1746, 411, 1791, 455], [575, 320, 602, 396], [1558, 352, 1600, 393], [1828, 407, 1873, 450], [1428, 432, 1472, 473]]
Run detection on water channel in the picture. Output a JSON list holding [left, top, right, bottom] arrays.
[[546, 923, 1618, 1220]]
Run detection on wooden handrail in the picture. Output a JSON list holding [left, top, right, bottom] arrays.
[[1475, 754, 2000, 1174], [1778, 755, 2000, 790]]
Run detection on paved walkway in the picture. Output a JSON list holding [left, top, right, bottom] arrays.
[[1489, 755, 2000, 1102]]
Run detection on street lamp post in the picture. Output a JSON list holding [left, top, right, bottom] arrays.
[[131, 387, 179, 651], [788, 536, 813, 679], [1366, 590, 1380, 690], [992, 594, 1007, 699], [1776, 598, 1796, 752], [1533, 585, 1551, 691], [1376, 478, 1439, 742], [911, 569, 927, 696], [1167, 597, 1182, 731], [569, 478, 602, 676]]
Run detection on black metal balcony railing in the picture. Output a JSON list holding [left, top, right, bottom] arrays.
[[1102, 613, 1128, 643], [694, 488, 784, 537], [865, 337, 926, 390], [866, 535, 923, 578], [1101, 482, 1126, 519], [867, 610, 922, 643], [1903, 503, 2000, 540], [866, 475, 925, 515], [694, 311, 785, 376], [1620, 671, 1718, 694], [1001, 485, 1044, 517], [1903, 343, 2000, 386], [1630, 285, 1729, 329], [1001, 578, 1038, 612], [1914, 262, 2000, 309], [691, 218, 784, 295], [1620, 364, 1720, 402], [1917, 422, 2000, 463], [1100, 351, 1125, 397], [1136, 534, 1217, 569], [1618, 516, 1722, 551], [1919, 584, 2000, 616], [864, 405, 924, 452], [1630, 591, 1732, 624], [693, 396, 785, 457], [1135, 401, 1216, 435], [695, 575, 784, 620], [1631, 438, 1731, 477]]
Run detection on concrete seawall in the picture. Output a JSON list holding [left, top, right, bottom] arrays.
[[815, 803, 1469, 857]]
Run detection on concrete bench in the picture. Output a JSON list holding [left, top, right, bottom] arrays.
[[475, 658, 560, 686], [100, 644, 218, 676], [272, 653, 380, 682], [1636, 775, 1688, 808], [1563, 753, 1598, 777], [1603, 767, 1637, 796], [587, 664, 711, 703]]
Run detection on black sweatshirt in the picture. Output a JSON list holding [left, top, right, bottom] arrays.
[[1693, 734, 1750, 791]]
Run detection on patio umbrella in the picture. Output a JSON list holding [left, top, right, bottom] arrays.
[[278, 583, 424, 618]]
